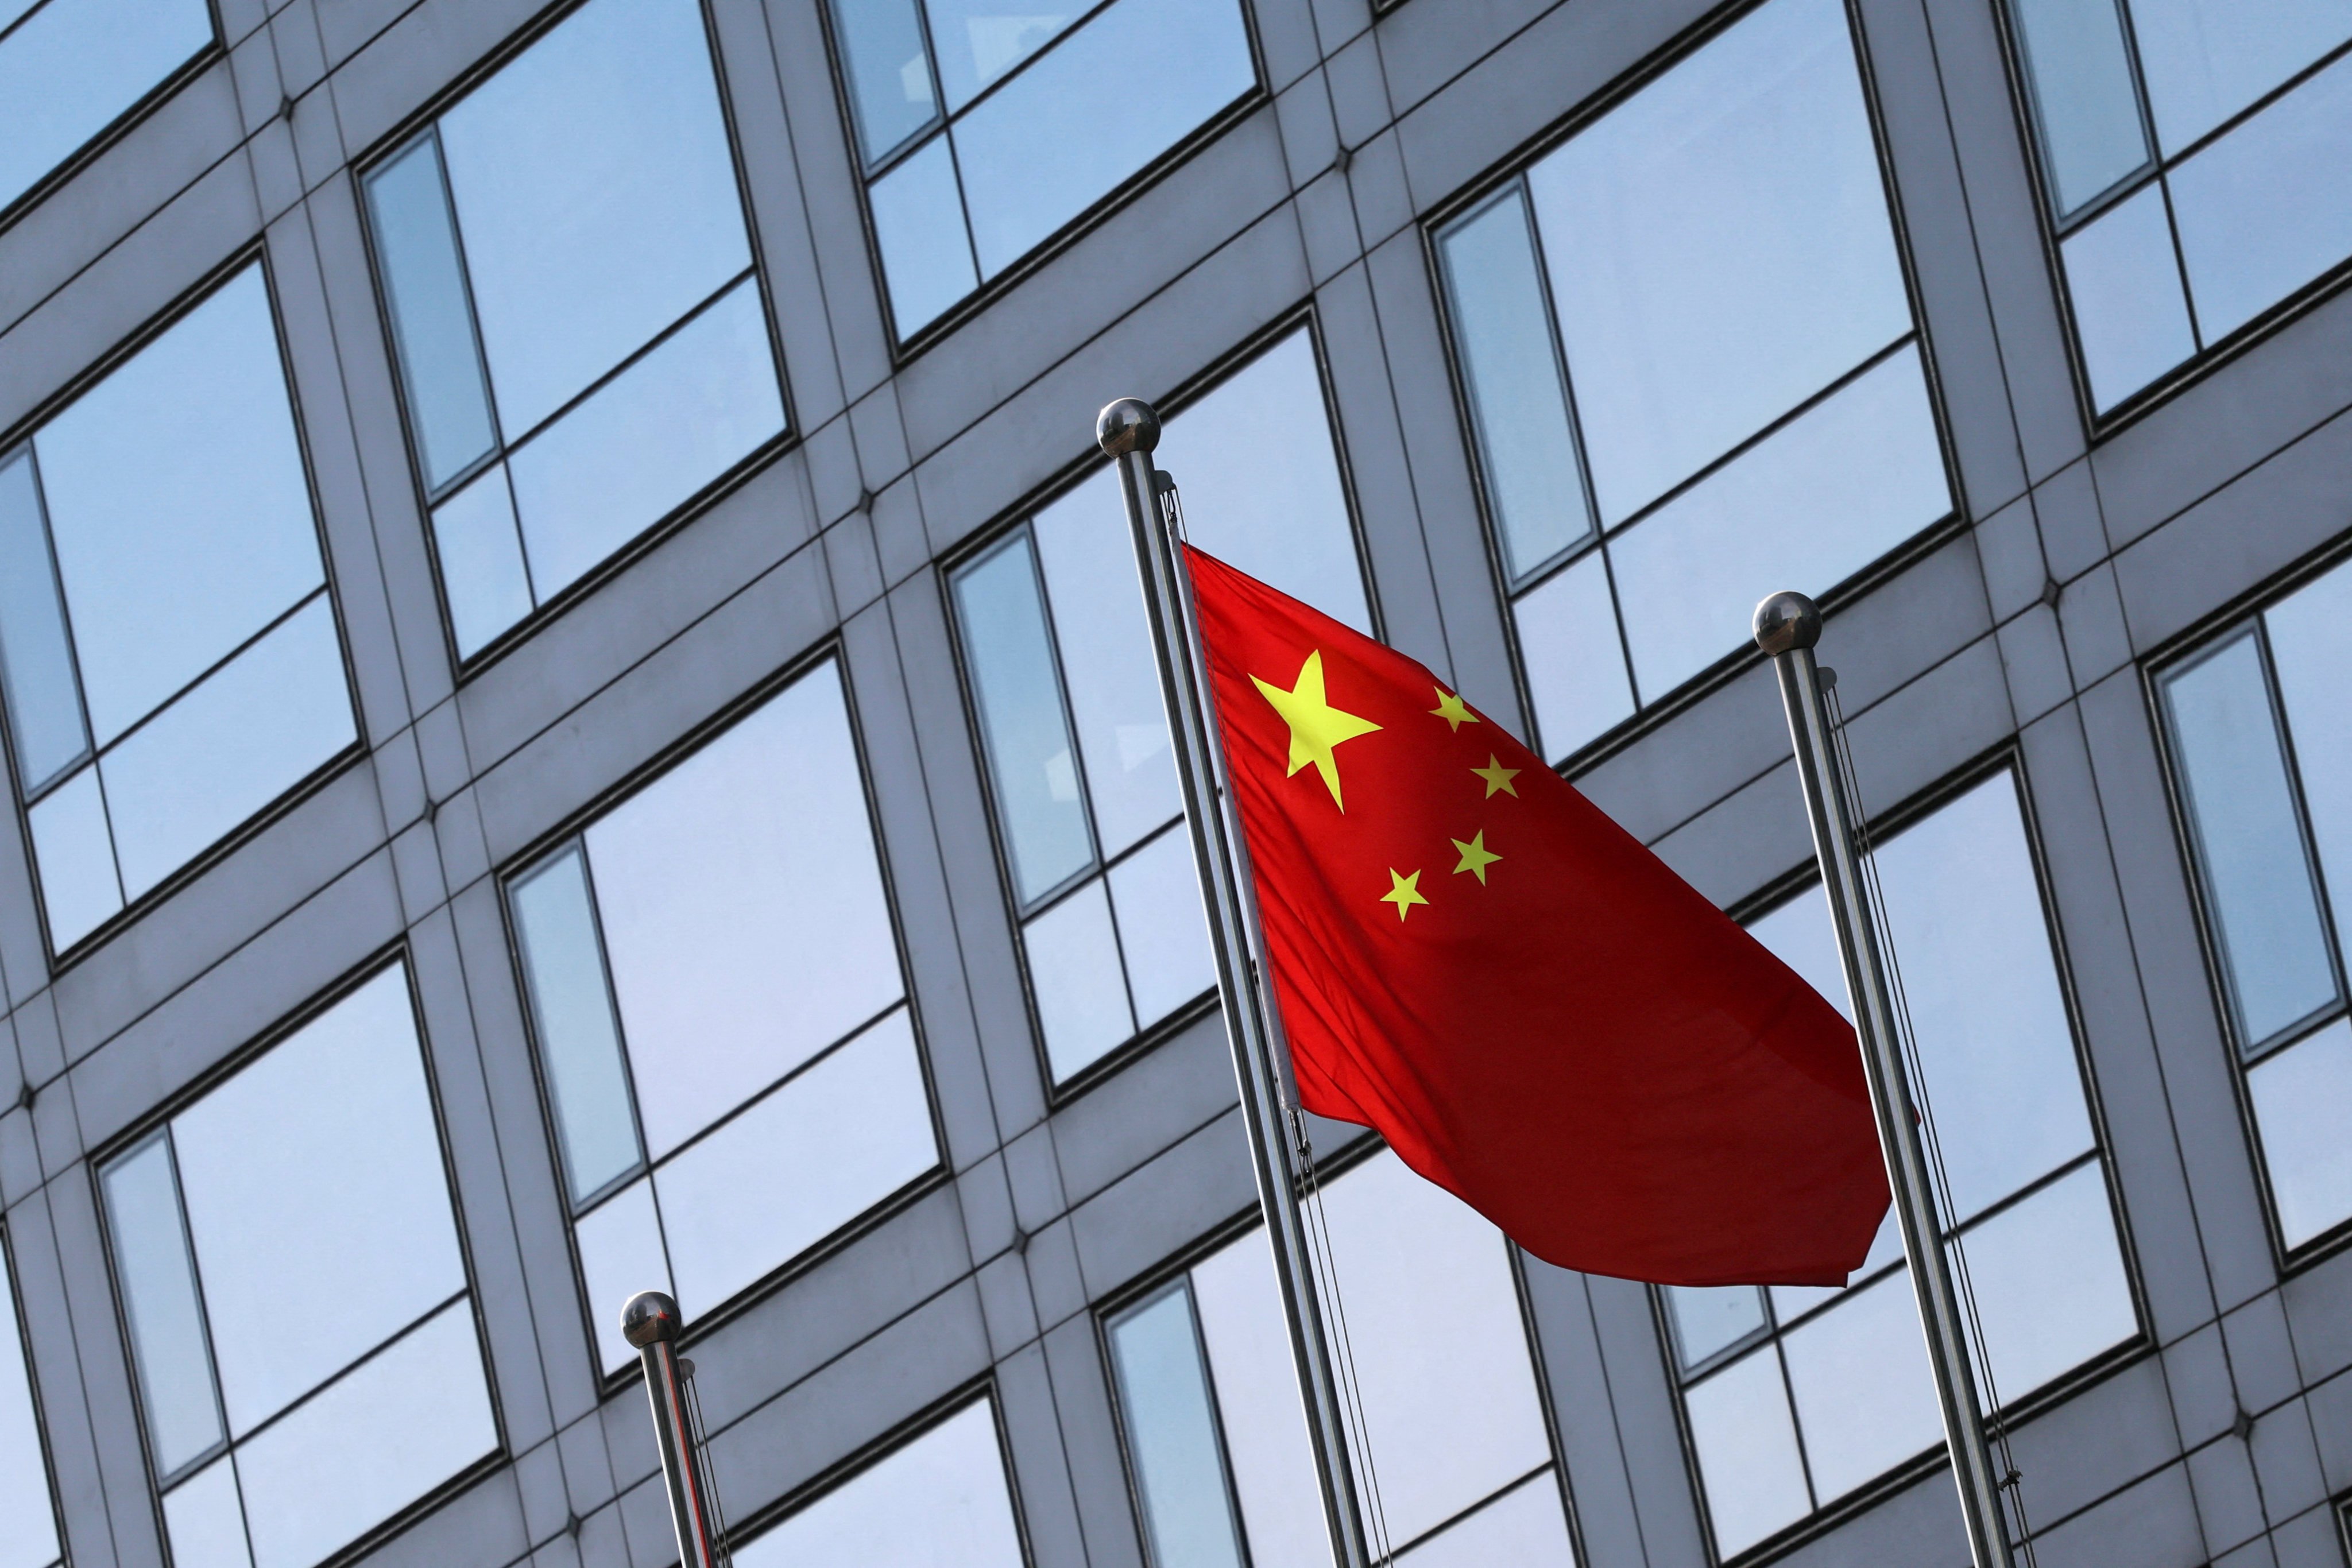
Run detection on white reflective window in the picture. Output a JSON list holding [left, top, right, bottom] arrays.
[[0, 266, 355, 952], [1667, 772, 2134, 1556], [362, 0, 786, 657], [949, 329, 1364, 1084], [733, 1399, 1025, 1568], [1119, 1150, 1576, 1565], [829, 0, 1255, 336], [97, 965, 495, 1568], [1435, 0, 1947, 762], [0, 0, 214, 211], [508, 661, 937, 1373], [2160, 556, 2352, 1249], [0, 1233, 64, 1568], [2009, 0, 2352, 409]]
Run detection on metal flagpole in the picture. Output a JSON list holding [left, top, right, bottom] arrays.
[[1100, 397, 1375, 1568], [1754, 591, 2016, 1568], [623, 1291, 729, 1568]]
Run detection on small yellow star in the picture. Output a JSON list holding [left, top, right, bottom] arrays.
[[1252, 650, 1382, 812], [1380, 868, 1428, 921], [1450, 831, 1501, 885], [1472, 755, 1520, 798], [1429, 688, 1479, 732]]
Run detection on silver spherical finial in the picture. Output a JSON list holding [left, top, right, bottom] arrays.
[[621, 1290, 683, 1348], [1097, 398, 1161, 458], [1753, 591, 1821, 656]]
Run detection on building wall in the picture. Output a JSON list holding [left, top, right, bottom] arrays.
[[1, 0, 2349, 1566]]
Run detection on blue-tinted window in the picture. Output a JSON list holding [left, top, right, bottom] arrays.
[[947, 329, 1360, 1083], [2161, 556, 2352, 1250], [1671, 773, 2134, 1556], [1436, 0, 1948, 765], [2011, 0, 2352, 410], [733, 1400, 1026, 1567], [0, 1230, 64, 1568], [0, 267, 356, 954], [0, 0, 214, 210], [831, 0, 1256, 337], [362, 0, 786, 659]]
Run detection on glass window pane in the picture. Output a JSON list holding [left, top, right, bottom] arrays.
[[1869, 775, 2096, 1218], [0, 450, 88, 791], [0, 1245, 63, 1568], [1107, 822, 1214, 1031], [1108, 1284, 1246, 1568], [26, 761, 122, 950], [1188, 1230, 1339, 1568], [1779, 1266, 1943, 1501], [171, 967, 466, 1435], [362, 134, 497, 491], [2060, 180, 2199, 410], [2264, 557, 2352, 938], [585, 663, 906, 1156], [1682, 1348, 1810, 1556], [929, 0, 1082, 109], [2246, 1019, 2352, 1246], [733, 1400, 1026, 1568], [1438, 189, 1593, 581], [438, 0, 753, 436], [233, 1302, 496, 1568], [1526, 0, 1913, 523], [1024, 878, 1136, 1079], [869, 134, 981, 336], [952, 0, 1254, 276], [1514, 550, 1635, 761], [1030, 468, 1180, 859], [829, 0, 938, 164], [98, 594, 355, 901], [2128, 0, 2352, 154], [1159, 331, 1373, 636], [955, 533, 1096, 903], [512, 845, 643, 1207], [2164, 632, 2341, 1047], [1395, 1473, 1574, 1567], [1955, 1161, 2136, 1400], [1666, 1286, 1769, 1371], [33, 267, 326, 747], [2169, 54, 2352, 340], [2010, 0, 2149, 213], [575, 1176, 671, 1376], [0, 0, 214, 210], [429, 462, 534, 659], [100, 1136, 222, 1476], [161, 1456, 252, 1568], [1606, 344, 1947, 701], [652, 1008, 937, 1318], [505, 274, 784, 600]]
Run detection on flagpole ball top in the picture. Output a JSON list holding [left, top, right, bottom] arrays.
[[1097, 398, 1161, 457], [1753, 591, 1822, 656], [621, 1290, 683, 1348]]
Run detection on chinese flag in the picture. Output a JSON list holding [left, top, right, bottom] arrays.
[[1187, 545, 1887, 1287]]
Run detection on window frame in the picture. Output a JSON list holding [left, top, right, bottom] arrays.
[[1661, 751, 2145, 1565], [2144, 539, 2352, 1273], [1418, 0, 1962, 778], [1, 1221, 71, 1568], [1100, 1272, 1256, 1568], [811, 0, 1270, 357], [0, 244, 363, 966], [1988, 0, 2352, 431], [350, 0, 797, 676], [83, 948, 505, 1563], [937, 308, 1379, 1102], [492, 643, 947, 1384]]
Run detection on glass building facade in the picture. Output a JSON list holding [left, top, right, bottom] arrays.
[[1, 1, 2350, 1566]]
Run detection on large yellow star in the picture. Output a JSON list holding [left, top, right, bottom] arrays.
[[1451, 831, 1501, 885], [1472, 756, 1520, 798], [1380, 868, 1428, 921], [1429, 688, 1479, 732], [1252, 650, 1381, 811]]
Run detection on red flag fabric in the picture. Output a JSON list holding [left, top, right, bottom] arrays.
[[1186, 544, 1887, 1286]]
